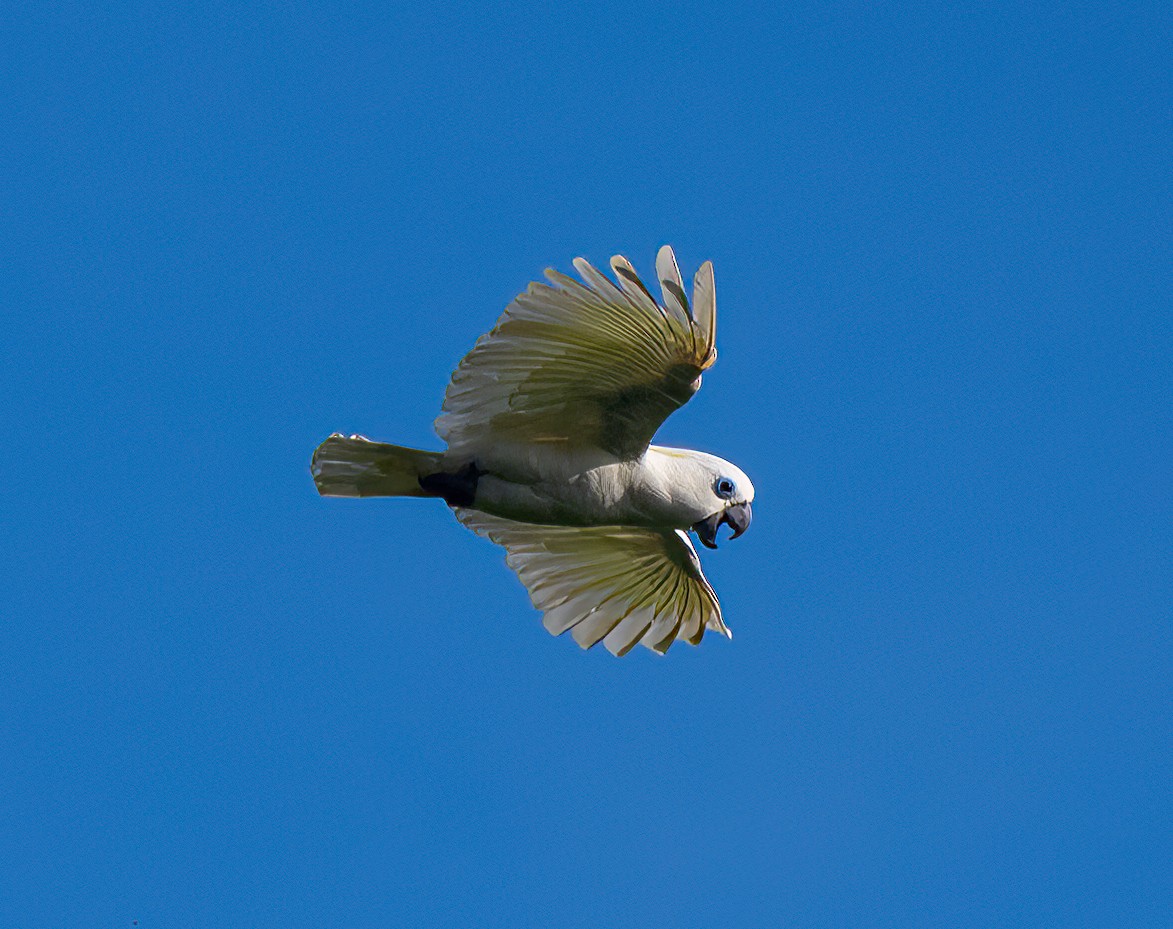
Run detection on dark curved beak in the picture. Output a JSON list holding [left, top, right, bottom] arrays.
[[691, 502, 753, 550]]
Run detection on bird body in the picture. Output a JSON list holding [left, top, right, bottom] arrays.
[[313, 246, 755, 656], [467, 443, 751, 530]]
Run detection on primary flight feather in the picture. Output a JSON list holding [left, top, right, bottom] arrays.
[[312, 246, 755, 656]]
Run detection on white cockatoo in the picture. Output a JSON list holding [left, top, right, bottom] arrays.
[[312, 246, 755, 656]]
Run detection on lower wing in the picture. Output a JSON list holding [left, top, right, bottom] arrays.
[[456, 510, 729, 656]]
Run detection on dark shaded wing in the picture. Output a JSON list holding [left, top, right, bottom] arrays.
[[435, 246, 717, 460]]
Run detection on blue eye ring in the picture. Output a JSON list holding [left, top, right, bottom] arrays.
[[714, 477, 736, 499]]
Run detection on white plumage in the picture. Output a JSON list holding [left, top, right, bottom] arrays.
[[312, 246, 755, 656]]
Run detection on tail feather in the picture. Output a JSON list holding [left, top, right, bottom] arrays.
[[311, 433, 443, 498]]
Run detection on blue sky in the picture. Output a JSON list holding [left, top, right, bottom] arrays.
[[4, 2, 1170, 927]]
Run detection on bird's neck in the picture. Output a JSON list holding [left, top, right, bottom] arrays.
[[629, 447, 712, 527]]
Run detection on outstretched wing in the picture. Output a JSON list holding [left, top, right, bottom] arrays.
[[455, 509, 729, 656], [436, 246, 717, 460]]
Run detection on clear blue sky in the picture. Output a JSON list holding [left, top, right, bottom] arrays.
[[4, 2, 1170, 927]]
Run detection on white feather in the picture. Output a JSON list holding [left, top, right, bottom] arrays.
[[655, 244, 691, 327], [456, 510, 727, 656]]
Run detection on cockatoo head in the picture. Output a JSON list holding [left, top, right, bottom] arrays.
[[650, 448, 755, 549]]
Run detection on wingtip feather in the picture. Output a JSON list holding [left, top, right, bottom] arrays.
[[692, 260, 716, 364], [609, 255, 660, 314], [655, 245, 691, 326]]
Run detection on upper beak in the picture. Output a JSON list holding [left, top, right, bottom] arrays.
[[692, 501, 753, 550]]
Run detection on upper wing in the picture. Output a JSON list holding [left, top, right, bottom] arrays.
[[435, 246, 717, 460], [455, 509, 729, 656]]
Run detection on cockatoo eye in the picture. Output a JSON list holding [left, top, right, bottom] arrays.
[[714, 477, 737, 499]]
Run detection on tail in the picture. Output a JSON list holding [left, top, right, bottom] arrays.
[[311, 433, 444, 498]]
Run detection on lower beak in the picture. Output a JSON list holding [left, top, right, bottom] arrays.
[[692, 502, 753, 550]]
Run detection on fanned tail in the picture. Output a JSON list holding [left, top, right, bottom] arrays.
[[311, 433, 443, 498]]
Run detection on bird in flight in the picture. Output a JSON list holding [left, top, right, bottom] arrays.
[[312, 246, 754, 656]]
